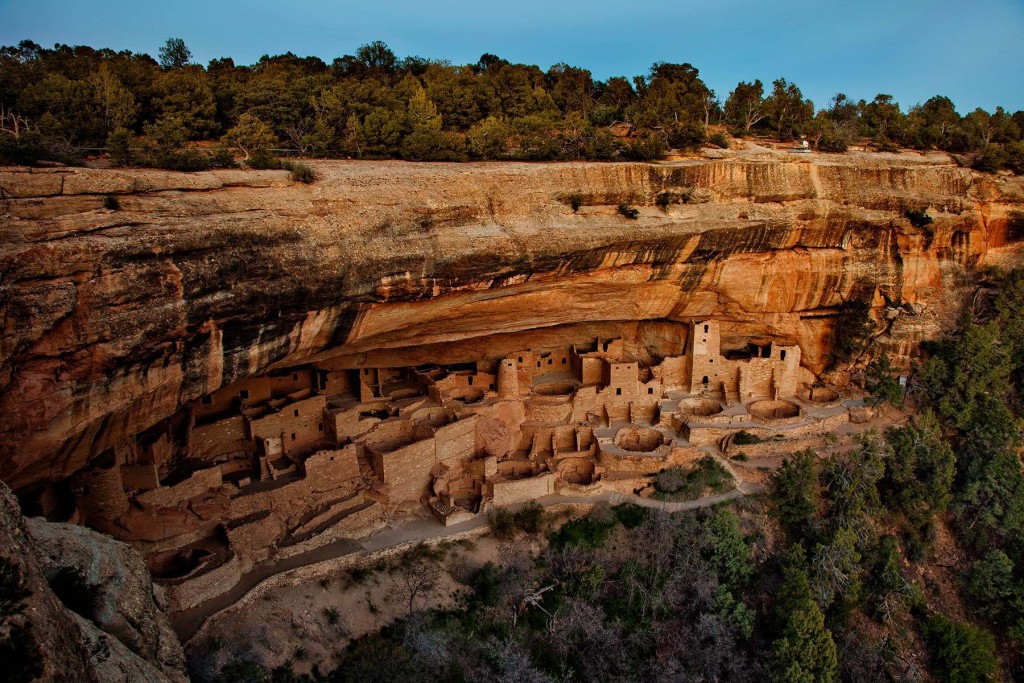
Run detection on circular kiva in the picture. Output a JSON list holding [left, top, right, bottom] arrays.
[[748, 399, 801, 420], [677, 397, 724, 417], [613, 426, 665, 453]]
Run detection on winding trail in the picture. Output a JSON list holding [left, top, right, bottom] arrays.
[[170, 481, 762, 643]]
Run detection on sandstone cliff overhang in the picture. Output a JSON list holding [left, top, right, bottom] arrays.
[[1, 152, 1022, 490]]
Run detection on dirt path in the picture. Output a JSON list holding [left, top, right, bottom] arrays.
[[171, 483, 763, 643]]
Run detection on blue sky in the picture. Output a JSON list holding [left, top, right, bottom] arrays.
[[1, 0, 1021, 113]]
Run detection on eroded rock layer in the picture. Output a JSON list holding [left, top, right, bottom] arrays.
[[2, 152, 1023, 495]]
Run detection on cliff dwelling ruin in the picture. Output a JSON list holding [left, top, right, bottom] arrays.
[[16, 318, 866, 611]]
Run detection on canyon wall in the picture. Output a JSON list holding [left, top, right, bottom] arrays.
[[2, 151, 1023, 491]]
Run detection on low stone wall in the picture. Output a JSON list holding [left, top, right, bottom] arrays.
[[137, 468, 223, 509], [491, 473, 556, 506], [597, 445, 699, 474], [165, 552, 243, 612], [274, 502, 385, 561], [687, 411, 850, 447]]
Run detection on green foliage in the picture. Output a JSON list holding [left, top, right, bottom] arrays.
[[830, 299, 874, 365], [103, 194, 120, 210], [281, 160, 315, 183], [768, 548, 839, 683], [820, 433, 886, 537], [489, 508, 517, 540], [223, 112, 276, 160], [964, 550, 1024, 629], [922, 615, 997, 683], [702, 509, 753, 590], [732, 429, 761, 445], [818, 131, 849, 153], [400, 127, 467, 161], [158, 38, 192, 69], [568, 193, 583, 212], [866, 353, 904, 406], [0, 129, 46, 165], [666, 120, 705, 150], [105, 126, 134, 165], [323, 606, 340, 625], [653, 457, 733, 500], [2, 38, 1021, 166], [548, 507, 618, 549], [246, 148, 281, 170], [513, 501, 545, 533], [867, 535, 918, 622], [612, 503, 648, 529], [617, 202, 639, 219], [884, 411, 955, 532], [770, 449, 821, 541], [708, 131, 730, 148], [470, 561, 501, 606]]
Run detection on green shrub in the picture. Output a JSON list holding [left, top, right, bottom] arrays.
[[471, 561, 501, 606], [922, 615, 997, 683], [0, 131, 42, 165], [323, 606, 340, 625], [618, 202, 639, 219], [209, 145, 236, 168], [513, 502, 545, 533], [654, 457, 733, 500], [830, 299, 874, 365], [818, 132, 848, 153], [667, 121, 706, 151], [489, 508, 517, 539], [708, 131, 730, 149], [548, 509, 618, 549], [106, 127, 135, 166], [569, 194, 583, 213], [246, 148, 281, 170], [874, 136, 899, 153], [613, 503, 648, 529], [282, 160, 315, 183], [733, 430, 761, 445], [149, 147, 212, 171], [103, 194, 121, 211]]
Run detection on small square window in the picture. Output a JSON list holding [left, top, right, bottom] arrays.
[[616, 388, 622, 396], [562, 358, 567, 364], [518, 357, 523, 363], [294, 409, 299, 417], [704, 324, 709, 333], [291, 433, 296, 441], [648, 387, 654, 394], [548, 359, 553, 365], [240, 389, 249, 399]]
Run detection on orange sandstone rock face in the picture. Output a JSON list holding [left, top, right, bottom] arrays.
[[1, 152, 1023, 491]]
